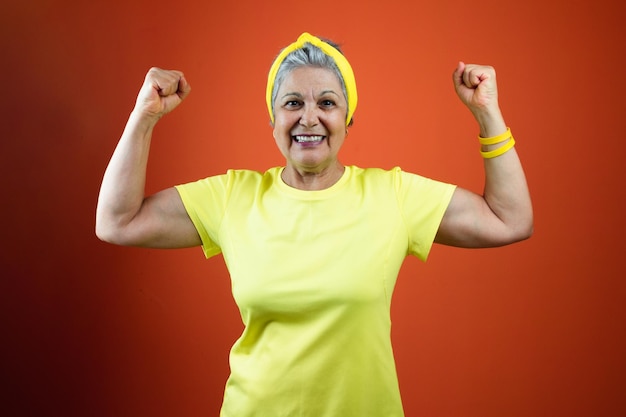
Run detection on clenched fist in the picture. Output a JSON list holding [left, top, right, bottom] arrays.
[[134, 67, 191, 119], [453, 62, 499, 116]]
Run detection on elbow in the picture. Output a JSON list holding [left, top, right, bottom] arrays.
[[95, 222, 117, 245], [509, 215, 534, 243], [521, 209, 535, 240], [95, 217, 127, 246], [517, 223, 534, 242], [95, 214, 149, 247]]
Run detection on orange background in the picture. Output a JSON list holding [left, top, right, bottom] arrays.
[[2, 0, 625, 416]]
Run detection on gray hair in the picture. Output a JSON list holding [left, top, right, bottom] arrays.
[[270, 41, 351, 124]]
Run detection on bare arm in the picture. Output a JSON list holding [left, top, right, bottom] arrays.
[[435, 62, 533, 248], [95, 68, 201, 248]]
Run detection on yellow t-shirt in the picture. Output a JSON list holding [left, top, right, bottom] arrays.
[[175, 166, 456, 417]]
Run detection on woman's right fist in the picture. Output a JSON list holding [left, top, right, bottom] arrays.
[[134, 67, 191, 119]]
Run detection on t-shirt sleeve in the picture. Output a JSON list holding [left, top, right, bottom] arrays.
[[175, 173, 231, 259], [394, 167, 456, 261]]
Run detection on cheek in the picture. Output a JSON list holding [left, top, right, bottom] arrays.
[[272, 123, 291, 146], [273, 116, 294, 137]]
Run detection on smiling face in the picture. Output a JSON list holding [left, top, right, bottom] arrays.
[[272, 66, 348, 186]]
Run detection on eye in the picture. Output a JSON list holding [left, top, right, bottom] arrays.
[[320, 99, 335, 107], [284, 100, 302, 108]]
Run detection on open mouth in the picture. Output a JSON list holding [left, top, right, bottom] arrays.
[[293, 135, 325, 144]]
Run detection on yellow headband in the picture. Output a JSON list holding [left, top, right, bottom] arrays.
[[266, 32, 358, 126]]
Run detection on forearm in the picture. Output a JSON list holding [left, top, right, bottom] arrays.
[[477, 110, 533, 239], [96, 111, 158, 237]]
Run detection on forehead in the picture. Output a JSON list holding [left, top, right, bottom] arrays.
[[278, 66, 343, 94]]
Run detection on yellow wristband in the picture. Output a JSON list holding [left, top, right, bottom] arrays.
[[480, 137, 516, 158], [479, 127, 512, 145]]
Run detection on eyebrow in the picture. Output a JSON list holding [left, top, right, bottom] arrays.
[[281, 92, 303, 99], [280, 90, 340, 99], [320, 90, 340, 98]]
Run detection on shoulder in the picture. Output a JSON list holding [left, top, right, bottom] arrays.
[[352, 166, 456, 205], [350, 166, 433, 189], [177, 168, 278, 191], [349, 165, 398, 182]]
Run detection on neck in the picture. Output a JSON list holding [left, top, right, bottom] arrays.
[[281, 163, 345, 191]]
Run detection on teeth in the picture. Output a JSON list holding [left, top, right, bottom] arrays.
[[294, 135, 324, 143]]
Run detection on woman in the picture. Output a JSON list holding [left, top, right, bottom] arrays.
[[96, 33, 532, 416]]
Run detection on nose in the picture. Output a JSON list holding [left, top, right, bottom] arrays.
[[299, 104, 319, 128]]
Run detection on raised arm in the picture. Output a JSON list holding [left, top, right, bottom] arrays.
[[435, 62, 533, 248], [95, 68, 201, 248]]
